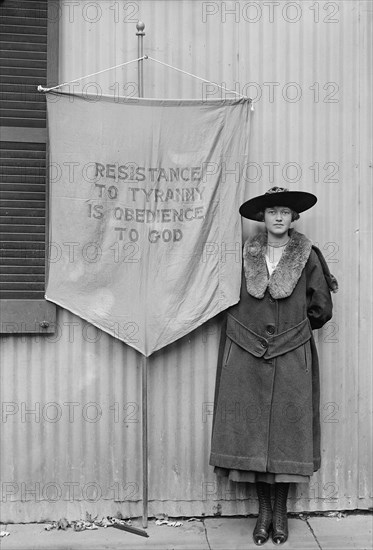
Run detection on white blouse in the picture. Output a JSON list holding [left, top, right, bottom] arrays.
[[265, 242, 289, 275], [265, 253, 280, 276]]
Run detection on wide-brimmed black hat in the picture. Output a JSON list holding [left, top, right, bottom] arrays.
[[239, 186, 317, 220]]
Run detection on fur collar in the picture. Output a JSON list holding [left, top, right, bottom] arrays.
[[243, 229, 312, 299]]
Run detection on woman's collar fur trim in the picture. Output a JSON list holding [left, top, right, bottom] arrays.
[[243, 229, 312, 299]]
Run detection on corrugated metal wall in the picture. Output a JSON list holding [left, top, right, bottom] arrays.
[[1, 0, 372, 521]]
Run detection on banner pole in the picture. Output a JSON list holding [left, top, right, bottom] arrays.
[[141, 354, 148, 528], [136, 21, 147, 529], [136, 21, 145, 97]]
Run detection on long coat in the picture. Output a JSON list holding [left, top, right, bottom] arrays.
[[209, 229, 334, 476]]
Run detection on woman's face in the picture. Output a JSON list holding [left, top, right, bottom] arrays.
[[264, 206, 293, 238]]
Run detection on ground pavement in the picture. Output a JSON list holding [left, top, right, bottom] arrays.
[[1, 514, 372, 549]]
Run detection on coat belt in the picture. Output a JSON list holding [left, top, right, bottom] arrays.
[[226, 313, 312, 359]]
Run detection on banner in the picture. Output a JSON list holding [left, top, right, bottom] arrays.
[[46, 93, 251, 356]]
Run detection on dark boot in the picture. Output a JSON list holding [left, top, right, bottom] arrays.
[[272, 483, 289, 545], [253, 482, 272, 546]]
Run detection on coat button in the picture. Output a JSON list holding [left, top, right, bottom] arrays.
[[266, 325, 275, 335], [260, 339, 268, 348]]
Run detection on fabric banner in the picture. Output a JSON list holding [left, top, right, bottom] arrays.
[[45, 93, 251, 356]]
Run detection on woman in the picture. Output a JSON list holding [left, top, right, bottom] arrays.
[[210, 187, 337, 545]]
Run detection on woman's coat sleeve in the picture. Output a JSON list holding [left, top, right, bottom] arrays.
[[306, 250, 333, 330]]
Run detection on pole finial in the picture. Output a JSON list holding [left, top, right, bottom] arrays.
[[136, 21, 145, 35]]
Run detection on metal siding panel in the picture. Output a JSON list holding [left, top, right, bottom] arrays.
[[1, 0, 371, 521], [358, 0, 373, 501], [1, 308, 143, 520]]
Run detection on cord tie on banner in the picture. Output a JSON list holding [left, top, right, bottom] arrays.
[[37, 55, 254, 110], [37, 56, 147, 93]]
